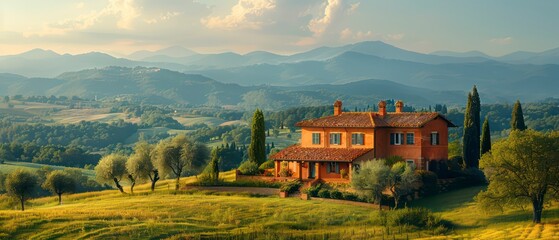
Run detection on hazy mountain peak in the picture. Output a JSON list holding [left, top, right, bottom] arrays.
[[128, 46, 197, 60], [17, 48, 60, 59], [430, 50, 492, 58]]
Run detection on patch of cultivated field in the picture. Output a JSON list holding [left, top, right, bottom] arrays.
[[173, 116, 225, 127], [219, 120, 246, 126], [48, 108, 135, 124], [0, 162, 95, 179]]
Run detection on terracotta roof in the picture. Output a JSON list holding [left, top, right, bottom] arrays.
[[296, 112, 456, 128], [270, 145, 373, 162]]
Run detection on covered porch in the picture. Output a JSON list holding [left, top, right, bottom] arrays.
[[269, 145, 374, 183], [274, 160, 353, 182]]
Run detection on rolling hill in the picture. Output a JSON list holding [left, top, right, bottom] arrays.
[[0, 67, 466, 108]]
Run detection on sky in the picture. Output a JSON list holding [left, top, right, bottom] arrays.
[[1, 0, 558, 56]]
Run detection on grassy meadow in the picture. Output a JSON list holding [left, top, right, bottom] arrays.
[[2, 168, 559, 239]]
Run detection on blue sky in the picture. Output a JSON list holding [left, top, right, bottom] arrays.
[[1, 0, 557, 56]]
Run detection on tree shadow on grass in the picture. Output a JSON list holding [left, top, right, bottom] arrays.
[[482, 206, 559, 225]]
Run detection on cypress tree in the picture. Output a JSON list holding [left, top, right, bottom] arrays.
[[462, 93, 475, 168], [471, 86, 481, 168], [249, 109, 266, 165], [511, 100, 527, 131], [480, 116, 491, 157]]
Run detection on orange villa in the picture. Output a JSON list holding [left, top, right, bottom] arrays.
[[270, 100, 456, 182]]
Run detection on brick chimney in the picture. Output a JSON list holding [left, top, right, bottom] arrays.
[[334, 100, 342, 116], [395, 100, 404, 113], [378, 100, 387, 116]]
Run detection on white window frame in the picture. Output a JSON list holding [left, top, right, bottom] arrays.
[[329, 133, 342, 145], [431, 132, 440, 145], [391, 132, 404, 145], [312, 132, 321, 145], [351, 133, 365, 145], [406, 132, 415, 145]]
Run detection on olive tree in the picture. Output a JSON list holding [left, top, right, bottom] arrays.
[[5, 169, 37, 211], [155, 135, 208, 190], [126, 141, 158, 193], [42, 170, 76, 205], [476, 130, 559, 223], [387, 162, 417, 209], [351, 159, 390, 209], [95, 154, 128, 193]]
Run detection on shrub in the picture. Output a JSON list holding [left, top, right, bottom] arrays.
[[238, 161, 259, 175], [259, 159, 275, 170], [278, 161, 292, 177], [448, 156, 464, 171], [278, 168, 292, 177], [305, 184, 321, 197], [317, 189, 330, 198], [280, 180, 302, 194], [438, 160, 449, 178], [330, 189, 343, 199], [340, 169, 348, 179], [416, 170, 439, 196], [342, 192, 358, 201], [461, 168, 486, 185], [389, 208, 452, 232], [385, 155, 404, 166]]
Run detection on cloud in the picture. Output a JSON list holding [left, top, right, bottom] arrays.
[[295, 37, 317, 46], [490, 37, 513, 45], [145, 12, 180, 24], [202, 0, 276, 30], [24, 0, 140, 37], [308, 0, 342, 36], [384, 33, 405, 41], [347, 2, 360, 14], [340, 28, 373, 41]]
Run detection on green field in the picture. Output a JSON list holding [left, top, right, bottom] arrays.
[[2, 171, 559, 239], [0, 162, 95, 179]]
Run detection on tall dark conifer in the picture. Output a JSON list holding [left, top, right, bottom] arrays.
[[511, 100, 527, 131], [462, 93, 475, 168], [480, 116, 491, 157], [249, 109, 266, 165], [471, 86, 481, 168]]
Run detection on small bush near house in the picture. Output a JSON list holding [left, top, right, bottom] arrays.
[[305, 184, 321, 197], [317, 189, 330, 198], [330, 189, 343, 199], [461, 168, 486, 185], [342, 192, 359, 201], [259, 160, 275, 170], [388, 208, 452, 233], [238, 161, 259, 175], [416, 170, 439, 196], [280, 180, 302, 194], [278, 161, 292, 177], [340, 169, 348, 179]]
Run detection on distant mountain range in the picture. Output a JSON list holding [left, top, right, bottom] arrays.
[[431, 47, 559, 64], [0, 67, 466, 109], [1, 41, 559, 104]]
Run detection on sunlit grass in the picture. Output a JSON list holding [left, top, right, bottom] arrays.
[[3, 175, 559, 239]]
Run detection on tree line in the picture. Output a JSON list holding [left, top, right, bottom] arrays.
[[0, 143, 100, 168], [0, 120, 137, 150]]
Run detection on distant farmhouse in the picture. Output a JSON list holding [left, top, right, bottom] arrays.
[[271, 100, 456, 182]]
